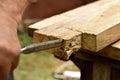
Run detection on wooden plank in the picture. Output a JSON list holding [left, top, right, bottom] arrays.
[[30, 0, 120, 60], [65, 0, 120, 51], [79, 40, 120, 61], [98, 40, 120, 61], [112, 40, 120, 50], [28, 0, 109, 36], [28, 15, 69, 36], [32, 0, 107, 60]]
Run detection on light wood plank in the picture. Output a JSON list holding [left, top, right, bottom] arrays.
[[28, 0, 110, 36], [30, 0, 120, 60], [99, 40, 120, 61], [112, 40, 120, 50], [65, 0, 120, 51]]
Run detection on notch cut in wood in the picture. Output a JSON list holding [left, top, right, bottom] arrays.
[[29, 0, 120, 60], [34, 26, 81, 60]]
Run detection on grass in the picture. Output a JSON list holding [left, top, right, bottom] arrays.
[[15, 52, 58, 80]]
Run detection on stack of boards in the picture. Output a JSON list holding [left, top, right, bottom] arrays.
[[28, 0, 120, 60]]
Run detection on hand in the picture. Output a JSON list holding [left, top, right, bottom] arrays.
[[0, 0, 29, 79]]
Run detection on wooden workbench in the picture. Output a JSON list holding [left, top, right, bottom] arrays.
[[71, 43, 120, 80], [28, 0, 120, 80]]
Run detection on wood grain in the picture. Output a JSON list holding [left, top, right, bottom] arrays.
[[28, 0, 110, 36], [99, 40, 120, 61], [65, 0, 120, 51], [29, 0, 120, 60], [34, 26, 81, 60]]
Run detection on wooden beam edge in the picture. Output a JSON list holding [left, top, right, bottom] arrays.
[[82, 23, 120, 52]]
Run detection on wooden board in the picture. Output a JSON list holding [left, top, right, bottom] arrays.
[[65, 0, 120, 51], [29, 0, 120, 60], [99, 40, 120, 61], [28, 0, 109, 36]]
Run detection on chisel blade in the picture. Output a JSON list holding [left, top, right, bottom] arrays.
[[21, 39, 63, 54]]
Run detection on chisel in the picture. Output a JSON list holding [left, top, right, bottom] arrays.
[[21, 39, 63, 54]]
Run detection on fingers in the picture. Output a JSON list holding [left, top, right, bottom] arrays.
[[0, 52, 20, 80], [0, 40, 21, 80], [0, 54, 12, 80], [10, 54, 20, 72]]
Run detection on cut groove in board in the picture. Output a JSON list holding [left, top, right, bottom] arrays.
[[30, 0, 120, 60], [34, 27, 81, 60]]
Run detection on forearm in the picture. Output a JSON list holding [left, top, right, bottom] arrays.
[[0, 0, 30, 23], [0, 10, 17, 43], [0, 0, 30, 43]]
